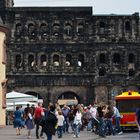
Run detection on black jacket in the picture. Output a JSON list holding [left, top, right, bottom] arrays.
[[43, 111, 58, 135]]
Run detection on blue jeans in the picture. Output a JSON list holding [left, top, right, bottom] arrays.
[[114, 117, 122, 133], [98, 118, 105, 137], [73, 123, 81, 136], [63, 117, 69, 133], [57, 126, 63, 138], [104, 119, 115, 135], [47, 134, 52, 140]]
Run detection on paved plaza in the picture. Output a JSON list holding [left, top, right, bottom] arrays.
[[0, 126, 139, 140]]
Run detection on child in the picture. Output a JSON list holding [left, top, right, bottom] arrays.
[[25, 107, 34, 139], [57, 111, 64, 138]]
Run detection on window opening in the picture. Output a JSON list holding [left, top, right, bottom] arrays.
[[40, 23, 47, 37], [28, 23, 36, 37], [99, 67, 106, 76], [78, 54, 84, 67], [125, 21, 131, 31], [128, 53, 135, 63], [113, 53, 120, 63], [65, 23, 72, 36], [99, 53, 106, 63], [53, 54, 60, 66], [28, 55, 35, 67], [99, 21, 105, 34], [66, 54, 72, 66], [15, 54, 22, 68], [40, 55, 47, 66], [77, 23, 84, 35], [129, 69, 135, 77]]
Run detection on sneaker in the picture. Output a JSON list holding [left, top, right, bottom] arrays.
[[73, 135, 76, 138], [118, 131, 123, 135], [77, 135, 80, 138]]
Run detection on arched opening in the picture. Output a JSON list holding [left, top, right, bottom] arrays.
[[52, 23, 60, 37], [99, 53, 106, 63], [99, 67, 106, 76], [78, 54, 84, 67], [15, 54, 22, 68], [65, 54, 72, 66], [128, 69, 135, 77], [28, 54, 35, 67], [53, 54, 60, 66], [58, 92, 79, 106], [77, 22, 84, 35], [113, 53, 121, 64], [128, 53, 135, 63], [40, 23, 48, 38], [125, 21, 131, 31], [65, 22, 72, 36], [99, 21, 105, 34], [40, 54, 47, 66], [28, 23, 36, 38], [15, 23, 22, 36], [25, 91, 42, 100]]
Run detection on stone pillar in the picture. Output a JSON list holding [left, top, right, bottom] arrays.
[[0, 23, 9, 126]]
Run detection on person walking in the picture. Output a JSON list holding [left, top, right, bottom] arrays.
[[43, 104, 58, 140], [73, 106, 82, 138], [62, 105, 70, 133], [113, 102, 123, 135], [13, 106, 23, 136], [34, 102, 44, 139], [57, 111, 64, 138], [25, 107, 34, 139], [104, 104, 115, 136]]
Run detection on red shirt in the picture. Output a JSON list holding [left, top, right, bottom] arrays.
[[34, 106, 44, 119]]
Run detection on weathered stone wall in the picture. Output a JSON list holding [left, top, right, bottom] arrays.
[[0, 6, 139, 105]]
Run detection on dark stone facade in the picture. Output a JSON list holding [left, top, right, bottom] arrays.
[[1, 1, 140, 106]]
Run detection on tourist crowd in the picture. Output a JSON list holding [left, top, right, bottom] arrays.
[[12, 101, 123, 140]]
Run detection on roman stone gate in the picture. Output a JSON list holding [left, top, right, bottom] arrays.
[[1, 1, 140, 107]]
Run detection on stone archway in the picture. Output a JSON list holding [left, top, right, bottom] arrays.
[[57, 91, 79, 106], [25, 91, 42, 99]]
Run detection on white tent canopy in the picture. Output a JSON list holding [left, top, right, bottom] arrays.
[[6, 91, 39, 111], [6, 91, 38, 102]]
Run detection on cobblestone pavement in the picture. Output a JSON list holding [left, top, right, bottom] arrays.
[[0, 126, 138, 140]]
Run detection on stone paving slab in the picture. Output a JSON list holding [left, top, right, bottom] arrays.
[[0, 126, 138, 140]]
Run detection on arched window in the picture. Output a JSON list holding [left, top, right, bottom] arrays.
[[53, 23, 60, 37], [40, 23, 47, 38], [113, 53, 120, 64], [65, 23, 72, 36], [66, 54, 72, 66], [53, 54, 60, 66], [99, 21, 105, 34], [99, 53, 106, 63], [28, 23, 36, 38], [15, 23, 22, 35], [99, 67, 106, 76], [78, 54, 84, 67], [129, 69, 135, 77], [40, 55, 47, 66], [125, 21, 131, 31], [77, 23, 84, 35], [15, 54, 22, 68], [28, 55, 35, 67], [128, 53, 135, 63]]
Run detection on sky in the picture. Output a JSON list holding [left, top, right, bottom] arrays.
[[14, 0, 140, 15]]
